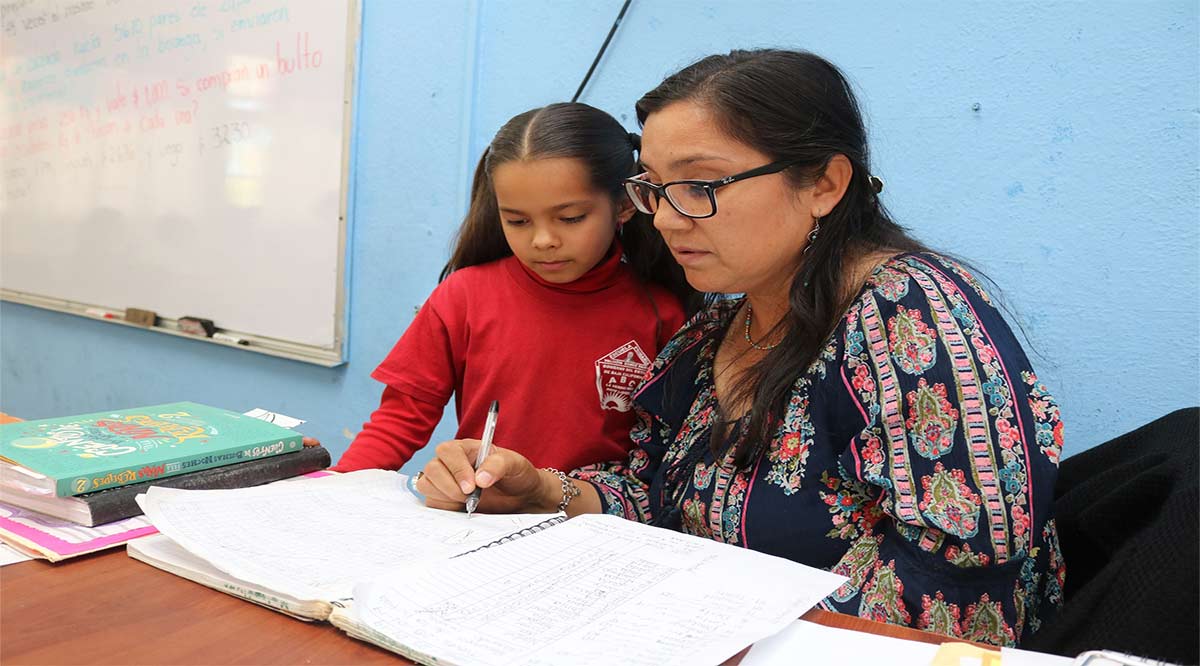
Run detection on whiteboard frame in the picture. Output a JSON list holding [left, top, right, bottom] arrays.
[[1, 0, 361, 368]]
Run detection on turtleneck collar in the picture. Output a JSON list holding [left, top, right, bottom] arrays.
[[512, 240, 625, 294]]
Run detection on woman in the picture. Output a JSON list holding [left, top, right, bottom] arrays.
[[417, 49, 1064, 647]]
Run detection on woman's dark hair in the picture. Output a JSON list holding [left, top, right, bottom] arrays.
[[637, 49, 932, 467], [441, 102, 694, 309]]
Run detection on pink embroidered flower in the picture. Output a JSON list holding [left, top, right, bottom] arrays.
[[852, 364, 875, 394], [998, 430, 1015, 451], [1011, 504, 1030, 537], [971, 335, 995, 364], [861, 435, 884, 464], [995, 419, 1018, 451]]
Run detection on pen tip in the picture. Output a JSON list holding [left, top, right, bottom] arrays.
[[490, 400, 499, 412]]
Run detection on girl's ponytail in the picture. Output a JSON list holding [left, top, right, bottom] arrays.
[[441, 148, 511, 281]]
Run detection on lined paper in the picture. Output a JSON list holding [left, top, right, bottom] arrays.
[[137, 470, 555, 601], [354, 513, 847, 666]]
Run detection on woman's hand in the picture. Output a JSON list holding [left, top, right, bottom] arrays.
[[415, 439, 558, 514]]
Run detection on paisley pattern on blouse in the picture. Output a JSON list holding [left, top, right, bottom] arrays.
[[906, 378, 959, 459], [873, 265, 913, 302], [889, 305, 939, 375], [919, 462, 982, 539], [962, 593, 1016, 646], [859, 559, 912, 625], [573, 253, 1064, 647], [919, 591, 962, 637]]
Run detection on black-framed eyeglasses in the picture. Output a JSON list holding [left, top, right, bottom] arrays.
[[623, 159, 797, 219]]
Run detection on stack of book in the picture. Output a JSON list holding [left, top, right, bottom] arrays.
[[0, 402, 329, 559]]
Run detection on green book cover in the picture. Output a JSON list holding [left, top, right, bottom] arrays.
[[0, 402, 303, 496]]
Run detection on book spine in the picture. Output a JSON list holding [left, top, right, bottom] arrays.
[[84, 446, 330, 525], [58, 433, 304, 496], [218, 582, 308, 618]]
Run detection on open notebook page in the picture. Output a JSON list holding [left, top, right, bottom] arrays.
[[136, 470, 556, 602], [352, 513, 847, 666]]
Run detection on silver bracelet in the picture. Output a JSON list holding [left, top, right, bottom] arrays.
[[542, 468, 581, 513]]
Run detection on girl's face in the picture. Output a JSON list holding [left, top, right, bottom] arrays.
[[492, 157, 632, 284], [639, 101, 818, 300]]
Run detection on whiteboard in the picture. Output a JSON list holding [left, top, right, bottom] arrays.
[[0, 0, 356, 365]]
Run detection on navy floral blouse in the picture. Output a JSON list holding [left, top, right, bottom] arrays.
[[574, 253, 1065, 647]]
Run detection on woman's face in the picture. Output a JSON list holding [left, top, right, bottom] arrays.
[[639, 101, 817, 300]]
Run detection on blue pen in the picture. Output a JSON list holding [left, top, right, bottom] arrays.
[[465, 400, 499, 517]]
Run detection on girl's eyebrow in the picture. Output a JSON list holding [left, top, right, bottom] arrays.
[[499, 200, 591, 214], [550, 200, 592, 210]]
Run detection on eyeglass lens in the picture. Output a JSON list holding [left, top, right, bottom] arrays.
[[625, 181, 714, 218]]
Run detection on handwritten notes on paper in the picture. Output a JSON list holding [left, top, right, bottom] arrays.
[[353, 514, 848, 666], [136, 470, 554, 602]]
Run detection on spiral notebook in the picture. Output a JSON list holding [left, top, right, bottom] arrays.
[[127, 470, 564, 621], [327, 514, 848, 666], [130, 470, 849, 665]]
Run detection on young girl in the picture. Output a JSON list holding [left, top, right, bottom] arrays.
[[329, 102, 693, 473]]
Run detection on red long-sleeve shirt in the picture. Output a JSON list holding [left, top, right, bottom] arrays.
[[332, 249, 685, 472]]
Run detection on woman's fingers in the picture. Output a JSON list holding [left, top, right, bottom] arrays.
[[418, 439, 544, 513], [435, 439, 484, 494], [475, 448, 524, 489], [418, 456, 465, 504], [418, 438, 494, 506]]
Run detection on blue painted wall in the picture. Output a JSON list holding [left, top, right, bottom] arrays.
[[3, 1, 1197, 474]]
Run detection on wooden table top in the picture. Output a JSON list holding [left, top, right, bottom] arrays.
[[1, 546, 953, 665], [2, 548, 398, 665]]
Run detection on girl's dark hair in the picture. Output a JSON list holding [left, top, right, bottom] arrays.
[[441, 102, 695, 309], [637, 49, 931, 468]]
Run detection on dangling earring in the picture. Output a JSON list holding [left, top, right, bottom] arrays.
[[802, 214, 822, 288], [802, 214, 822, 256]]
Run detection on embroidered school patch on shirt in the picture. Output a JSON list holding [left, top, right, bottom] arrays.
[[594, 340, 651, 412]]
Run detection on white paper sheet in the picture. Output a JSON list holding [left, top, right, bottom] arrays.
[[353, 513, 847, 666], [242, 408, 306, 429], [742, 619, 1076, 666], [0, 542, 32, 566], [1001, 647, 1075, 665], [742, 619, 940, 666], [136, 470, 557, 602]]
